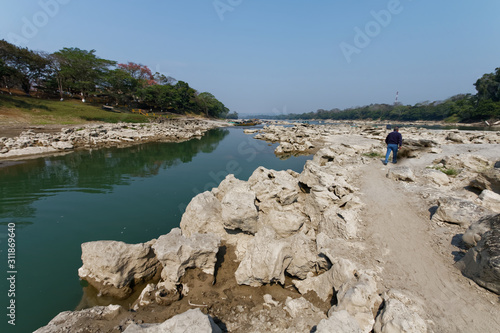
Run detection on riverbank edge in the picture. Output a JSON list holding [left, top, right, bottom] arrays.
[[0, 118, 232, 164]]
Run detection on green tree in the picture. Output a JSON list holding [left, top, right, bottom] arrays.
[[138, 84, 176, 111], [172, 81, 197, 112], [196, 92, 229, 118], [53, 47, 115, 101], [474, 68, 500, 102], [0, 40, 49, 94], [101, 68, 138, 105]]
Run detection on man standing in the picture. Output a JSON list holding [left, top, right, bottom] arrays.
[[384, 126, 402, 165]]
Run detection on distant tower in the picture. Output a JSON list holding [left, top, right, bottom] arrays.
[[394, 91, 399, 105]]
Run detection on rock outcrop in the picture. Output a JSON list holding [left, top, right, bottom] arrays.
[[0, 120, 223, 160], [78, 241, 161, 299], [458, 214, 500, 294], [431, 197, 493, 227], [152, 228, 220, 284], [373, 290, 427, 333]]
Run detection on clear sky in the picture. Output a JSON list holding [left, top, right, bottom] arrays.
[[1, 0, 499, 116]]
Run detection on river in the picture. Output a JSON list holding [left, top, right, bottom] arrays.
[[0, 126, 311, 333]]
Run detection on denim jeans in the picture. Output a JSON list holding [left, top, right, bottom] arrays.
[[385, 144, 399, 163]]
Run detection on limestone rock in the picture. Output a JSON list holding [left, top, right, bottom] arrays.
[[446, 132, 467, 143], [435, 154, 491, 173], [431, 197, 493, 227], [212, 174, 246, 201], [34, 305, 124, 333], [463, 214, 497, 247], [284, 297, 327, 331], [260, 207, 307, 238], [220, 182, 259, 234], [329, 273, 382, 333], [421, 168, 449, 186], [78, 241, 160, 299], [1, 146, 58, 157], [386, 166, 415, 182], [248, 166, 300, 206], [469, 168, 500, 194], [286, 232, 327, 279], [235, 227, 292, 286], [374, 290, 427, 333], [180, 191, 226, 238], [458, 214, 500, 294], [299, 160, 338, 188], [293, 257, 357, 301], [316, 310, 363, 333], [123, 308, 222, 333], [152, 228, 220, 284], [478, 189, 500, 212], [51, 141, 74, 150], [329, 208, 359, 239], [304, 187, 340, 230]]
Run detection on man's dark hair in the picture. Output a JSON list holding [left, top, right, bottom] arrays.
[[394, 126, 399, 131]]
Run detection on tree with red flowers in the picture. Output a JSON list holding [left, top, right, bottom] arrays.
[[117, 62, 156, 87]]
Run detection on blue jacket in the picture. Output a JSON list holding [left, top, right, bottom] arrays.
[[385, 131, 402, 146]]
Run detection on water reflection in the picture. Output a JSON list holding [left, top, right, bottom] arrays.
[[0, 128, 229, 220]]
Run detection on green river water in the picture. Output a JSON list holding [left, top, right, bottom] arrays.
[[0, 126, 311, 332]]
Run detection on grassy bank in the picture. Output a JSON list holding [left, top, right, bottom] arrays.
[[0, 94, 151, 125]]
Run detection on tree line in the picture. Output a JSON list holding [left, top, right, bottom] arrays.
[[274, 68, 500, 122], [0, 40, 238, 119]]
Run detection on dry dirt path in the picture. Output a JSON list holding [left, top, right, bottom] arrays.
[[357, 159, 500, 333]]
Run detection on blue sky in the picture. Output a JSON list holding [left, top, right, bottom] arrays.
[[1, 0, 499, 116]]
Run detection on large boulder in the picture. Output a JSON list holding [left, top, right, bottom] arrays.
[[387, 166, 415, 182], [446, 132, 467, 143], [235, 227, 292, 286], [321, 207, 359, 240], [374, 290, 427, 333], [463, 214, 497, 247], [299, 160, 338, 189], [431, 197, 493, 226], [458, 214, 500, 294], [303, 187, 340, 230], [293, 257, 357, 301], [286, 232, 327, 279], [123, 308, 222, 333], [478, 189, 500, 212], [435, 154, 492, 173], [329, 273, 382, 333], [78, 241, 161, 299], [180, 191, 225, 238], [260, 207, 308, 238], [248, 167, 300, 206], [152, 228, 220, 284], [421, 168, 449, 186], [469, 168, 500, 193], [219, 179, 259, 234]]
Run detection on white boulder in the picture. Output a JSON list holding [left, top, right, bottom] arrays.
[[78, 240, 160, 299], [235, 227, 292, 286], [152, 228, 220, 284]]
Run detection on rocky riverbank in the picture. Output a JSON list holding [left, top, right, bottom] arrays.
[[35, 124, 500, 332], [0, 119, 228, 161]]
